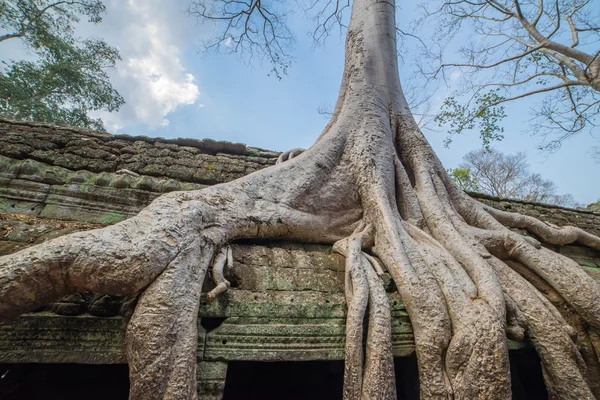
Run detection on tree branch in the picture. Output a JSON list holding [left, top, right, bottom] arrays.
[[434, 44, 544, 76], [0, 32, 25, 43]]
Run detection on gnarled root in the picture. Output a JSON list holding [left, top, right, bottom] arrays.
[[127, 240, 214, 399], [385, 114, 600, 399], [333, 224, 396, 400], [0, 192, 198, 322], [490, 257, 594, 400], [207, 245, 233, 300], [1, 107, 600, 400], [482, 205, 600, 250], [276, 148, 305, 164]]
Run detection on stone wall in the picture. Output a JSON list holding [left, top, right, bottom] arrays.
[[2, 119, 599, 231], [0, 119, 277, 184]]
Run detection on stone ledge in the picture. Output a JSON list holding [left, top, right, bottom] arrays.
[[0, 120, 278, 186], [0, 313, 527, 365]]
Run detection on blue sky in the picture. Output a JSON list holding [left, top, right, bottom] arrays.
[[3, 0, 599, 204]]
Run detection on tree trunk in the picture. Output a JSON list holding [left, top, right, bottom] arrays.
[[2, 0, 600, 399]]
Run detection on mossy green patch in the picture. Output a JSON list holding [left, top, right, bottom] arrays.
[[0, 198, 43, 216]]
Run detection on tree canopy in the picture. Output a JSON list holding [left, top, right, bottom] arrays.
[[420, 0, 600, 151], [0, 0, 124, 130]]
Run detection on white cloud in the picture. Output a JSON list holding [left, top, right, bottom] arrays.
[[161, 118, 171, 128], [198, 103, 205, 108], [88, 0, 200, 131], [450, 70, 462, 81], [104, 121, 124, 132]]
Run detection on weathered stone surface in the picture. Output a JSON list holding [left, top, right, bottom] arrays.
[[0, 154, 207, 224], [0, 314, 128, 364], [197, 361, 228, 400], [202, 314, 416, 362], [2, 120, 599, 234], [0, 119, 277, 186]]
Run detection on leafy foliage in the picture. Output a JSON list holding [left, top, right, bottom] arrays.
[[0, 0, 124, 130], [588, 200, 600, 212], [448, 168, 479, 192], [435, 89, 506, 148]]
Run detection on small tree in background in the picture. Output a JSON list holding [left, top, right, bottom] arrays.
[[451, 148, 579, 207], [588, 200, 600, 212], [0, 0, 124, 130], [448, 167, 479, 192]]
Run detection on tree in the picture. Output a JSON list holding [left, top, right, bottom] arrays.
[[448, 167, 480, 192], [422, 0, 600, 151], [0, 0, 124, 130], [2, 0, 600, 399], [451, 148, 579, 207]]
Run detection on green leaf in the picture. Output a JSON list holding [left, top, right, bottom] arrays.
[[0, 1, 123, 130]]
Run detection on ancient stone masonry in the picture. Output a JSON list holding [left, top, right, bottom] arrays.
[[0, 119, 599, 398], [0, 119, 277, 183]]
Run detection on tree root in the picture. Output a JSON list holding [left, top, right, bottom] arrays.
[[276, 148, 305, 164], [483, 205, 600, 250], [207, 245, 233, 300], [491, 257, 595, 400], [331, 224, 395, 400], [334, 225, 372, 400], [127, 240, 214, 399]]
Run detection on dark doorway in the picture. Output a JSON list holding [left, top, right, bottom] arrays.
[[0, 349, 548, 399], [223, 350, 548, 399], [224, 360, 345, 399], [0, 364, 129, 400], [510, 349, 549, 400]]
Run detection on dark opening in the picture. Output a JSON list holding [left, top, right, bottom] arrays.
[[223, 360, 345, 399], [510, 348, 549, 400], [0, 364, 129, 400], [0, 349, 548, 399], [201, 317, 227, 333], [223, 350, 548, 399]]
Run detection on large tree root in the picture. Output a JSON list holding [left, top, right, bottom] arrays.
[[332, 224, 396, 400], [128, 240, 214, 399]]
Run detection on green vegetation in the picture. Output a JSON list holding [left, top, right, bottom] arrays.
[[588, 200, 600, 212], [0, 1, 123, 130]]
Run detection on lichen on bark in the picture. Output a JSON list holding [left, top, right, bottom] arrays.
[[1, 0, 600, 398]]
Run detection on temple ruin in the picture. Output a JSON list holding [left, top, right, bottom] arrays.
[[0, 119, 598, 399]]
